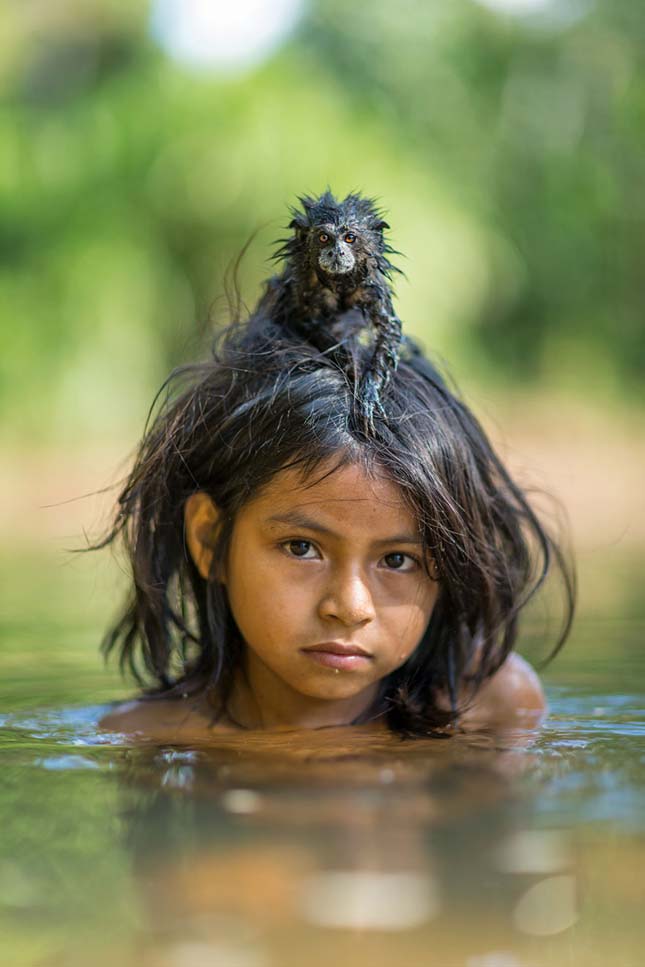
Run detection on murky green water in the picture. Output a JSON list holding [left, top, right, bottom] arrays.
[[1, 548, 644, 966]]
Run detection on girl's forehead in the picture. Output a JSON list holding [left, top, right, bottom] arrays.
[[252, 460, 416, 526]]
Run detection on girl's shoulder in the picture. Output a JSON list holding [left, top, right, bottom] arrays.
[[459, 653, 546, 728], [98, 694, 234, 741]]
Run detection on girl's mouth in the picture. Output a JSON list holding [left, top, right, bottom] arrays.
[[301, 643, 373, 671]]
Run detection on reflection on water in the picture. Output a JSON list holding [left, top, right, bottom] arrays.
[[1, 553, 645, 965], [1, 689, 644, 967]]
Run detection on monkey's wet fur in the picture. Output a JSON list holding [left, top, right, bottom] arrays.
[[251, 190, 404, 431]]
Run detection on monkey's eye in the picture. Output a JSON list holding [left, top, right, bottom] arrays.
[[344, 232, 357, 244], [318, 232, 329, 244]]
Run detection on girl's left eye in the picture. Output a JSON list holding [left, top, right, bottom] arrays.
[[344, 232, 356, 243], [284, 540, 318, 559], [382, 552, 417, 572]]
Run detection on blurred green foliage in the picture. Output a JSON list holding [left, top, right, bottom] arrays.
[[1, 0, 644, 445]]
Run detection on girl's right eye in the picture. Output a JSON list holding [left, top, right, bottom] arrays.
[[283, 540, 318, 559]]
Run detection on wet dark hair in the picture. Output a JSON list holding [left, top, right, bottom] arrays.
[[96, 310, 575, 736]]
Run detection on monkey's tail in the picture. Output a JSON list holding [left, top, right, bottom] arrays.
[[355, 310, 403, 433]]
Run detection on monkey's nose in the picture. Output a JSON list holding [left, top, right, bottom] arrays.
[[320, 249, 353, 275]]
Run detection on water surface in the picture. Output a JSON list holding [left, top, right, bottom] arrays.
[[1, 549, 644, 966]]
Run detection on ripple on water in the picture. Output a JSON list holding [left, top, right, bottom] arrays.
[[34, 754, 102, 771], [0, 705, 131, 746], [0, 705, 133, 774]]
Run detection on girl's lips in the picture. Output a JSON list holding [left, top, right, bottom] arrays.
[[301, 644, 372, 671]]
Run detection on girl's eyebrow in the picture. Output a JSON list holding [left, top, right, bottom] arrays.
[[266, 511, 330, 534], [265, 510, 423, 545]]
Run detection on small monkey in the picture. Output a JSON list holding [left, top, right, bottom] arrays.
[[252, 190, 404, 428]]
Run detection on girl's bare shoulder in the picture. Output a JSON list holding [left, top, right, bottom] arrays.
[[98, 694, 233, 741], [435, 652, 545, 729], [461, 653, 546, 728]]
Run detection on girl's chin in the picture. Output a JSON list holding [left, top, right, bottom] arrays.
[[289, 675, 378, 704]]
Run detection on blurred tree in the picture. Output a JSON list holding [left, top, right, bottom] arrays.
[[302, 0, 645, 387], [1, 0, 643, 445]]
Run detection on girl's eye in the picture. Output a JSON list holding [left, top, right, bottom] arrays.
[[344, 232, 356, 243], [284, 540, 318, 559], [382, 552, 416, 572], [319, 233, 329, 244]]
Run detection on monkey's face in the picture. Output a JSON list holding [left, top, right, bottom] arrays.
[[284, 191, 391, 283], [314, 226, 363, 277]]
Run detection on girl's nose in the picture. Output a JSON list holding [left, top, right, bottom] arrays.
[[318, 570, 376, 627]]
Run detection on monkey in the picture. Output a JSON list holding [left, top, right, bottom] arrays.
[[250, 189, 404, 430]]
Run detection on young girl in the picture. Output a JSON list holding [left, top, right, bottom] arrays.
[[98, 195, 575, 739]]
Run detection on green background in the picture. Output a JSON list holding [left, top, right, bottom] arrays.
[[2, 0, 644, 448]]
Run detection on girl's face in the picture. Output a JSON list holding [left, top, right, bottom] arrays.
[[187, 459, 439, 727]]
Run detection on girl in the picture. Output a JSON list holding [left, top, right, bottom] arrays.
[[98, 201, 575, 740]]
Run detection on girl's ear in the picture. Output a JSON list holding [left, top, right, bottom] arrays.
[[184, 492, 224, 582]]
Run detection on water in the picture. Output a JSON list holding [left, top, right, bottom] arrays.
[[1, 550, 644, 966]]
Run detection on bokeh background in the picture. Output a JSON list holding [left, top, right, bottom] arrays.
[[2, 5, 645, 964], [1, 0, 644, 699]]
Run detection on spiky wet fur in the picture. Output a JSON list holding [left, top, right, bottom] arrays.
[[251, 190, 404, 430]]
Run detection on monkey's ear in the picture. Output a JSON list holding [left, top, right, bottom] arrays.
[[288, 217, 308, 240], [375, 220, 390, 231]]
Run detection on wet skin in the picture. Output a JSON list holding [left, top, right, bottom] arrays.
[[100, 461, 545, 738]]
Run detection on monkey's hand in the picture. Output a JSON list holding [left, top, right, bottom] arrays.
[[357, 371, 387, 434]]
